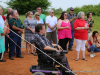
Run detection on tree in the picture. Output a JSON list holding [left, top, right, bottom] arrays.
[[55, 7, 63, 12], [0, 5, 7, 15], [6, 0, 51, 14]]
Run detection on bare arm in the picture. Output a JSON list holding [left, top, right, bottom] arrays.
[[69, 17, 77, 22], [90, 36, 98, 45], [57, 19, 69, 30], [1, 21, 8, 36], [44, 46, 59, 52], [46, 23, 52, 29], [75, 27, 85, 30], [53, 24, 57, 28]]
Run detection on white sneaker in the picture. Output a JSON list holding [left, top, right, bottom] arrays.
[[90, 54, 94, 57], [93, 53, 95, 56]]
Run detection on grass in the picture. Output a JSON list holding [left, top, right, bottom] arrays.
[[19, 15, 100, 33]]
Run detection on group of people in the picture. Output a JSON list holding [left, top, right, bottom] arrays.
[[0, 6, 100, 64]]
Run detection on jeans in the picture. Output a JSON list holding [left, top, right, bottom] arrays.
[[9, 32, 22, 57], [68, 31, 74, 49], [89, 45, 100, 53], [5, 35, 10, 51]]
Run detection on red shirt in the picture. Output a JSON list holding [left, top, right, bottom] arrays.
[[74, 19, 88, 40], [1, 15, 6, 21]]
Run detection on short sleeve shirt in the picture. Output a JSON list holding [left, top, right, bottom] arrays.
[[8, 18, 23, 32], [74, 19, 88, 40], [0, 15, 5, 29], [31, 32, 54, 51], [0, 27, 5, 53], [67, 13, 76, 31], [46, 16, 57, 32], [33, 13, 46, 23]]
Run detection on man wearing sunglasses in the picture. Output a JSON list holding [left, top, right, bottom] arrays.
[[67, 7, 77, 51], [33, 7, 46, 24], [46, 10, 57, 44]]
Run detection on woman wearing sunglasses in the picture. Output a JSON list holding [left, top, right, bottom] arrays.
[[24, 11, 37, 55], [57, 11, 71, 51], [34, 12, 43, 24]]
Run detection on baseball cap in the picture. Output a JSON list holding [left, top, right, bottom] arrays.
[[70, 7, 74, 11]]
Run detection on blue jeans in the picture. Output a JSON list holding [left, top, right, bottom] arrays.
[[5, 35, 10, 51], [89, 45, 100, 53], [9, 32, 22, 57], [68, 31, 74, 49]]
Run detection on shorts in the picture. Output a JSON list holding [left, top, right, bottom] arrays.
[[46, 30, 56, 42]]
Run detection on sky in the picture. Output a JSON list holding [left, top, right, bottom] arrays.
[[0, 0, 100, 10]]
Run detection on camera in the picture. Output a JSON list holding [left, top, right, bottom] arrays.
[[89, 20, 94, 27]]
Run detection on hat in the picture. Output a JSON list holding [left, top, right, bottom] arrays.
[[70, 7, 74, 11]]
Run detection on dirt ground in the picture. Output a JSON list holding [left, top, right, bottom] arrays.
[[0, 37, 100, 75]]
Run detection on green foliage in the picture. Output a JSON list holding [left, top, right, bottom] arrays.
[[73, 3, 100, 16], [0, 5, 8, 15], [19, 15, 100, 33], [6, 0, 51, 14]]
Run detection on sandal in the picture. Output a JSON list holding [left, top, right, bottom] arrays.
[[82, 58, 88, 61], [75, 58, 79, 61]]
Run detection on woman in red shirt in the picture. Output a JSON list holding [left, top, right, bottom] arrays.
[[74, 12, 89, 61]]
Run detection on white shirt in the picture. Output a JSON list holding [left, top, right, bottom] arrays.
[[46, 15, 57, 32], [37, 19, 44, 24], [0, 15, 5, 29]]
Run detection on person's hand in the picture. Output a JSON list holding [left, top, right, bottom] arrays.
[[84, 27, 89, 30], [56, 50, 59, 52], [51, 29, 54, 32], [4, 21, 8, 26], [31, 29, 35, 33], [6, 34, 9, 38], [50, 27, 54, 30], [66, 26, 70, 29], [18, 29, 23, 33], [73, 16, 77, 20], [58, 45, 63, 50]]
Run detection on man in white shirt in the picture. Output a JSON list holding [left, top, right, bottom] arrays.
[[46, 10, 57, 44]]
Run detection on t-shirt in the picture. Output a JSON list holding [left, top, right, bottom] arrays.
[[67, 13, 76, 31], [8, 18, 23, 32], [0, 15, 5, 29], [74, 19, 88, 40], [33, 13, 46, 23], [46, 15, 57, 32], [0, 27, 5, 53]]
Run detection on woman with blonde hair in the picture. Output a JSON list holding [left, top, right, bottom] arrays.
[[24, 11, 37, 55], [34, 12, 43, 24]]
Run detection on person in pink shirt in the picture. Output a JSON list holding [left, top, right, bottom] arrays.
[[57, 11, 71, 51]]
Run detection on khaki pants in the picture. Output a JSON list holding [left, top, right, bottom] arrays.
[[46, 30, 56, 42]]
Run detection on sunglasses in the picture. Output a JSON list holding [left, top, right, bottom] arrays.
[[71, 10, 74, 11], [64, 14, 67, 16], [51, 12, 54, 13], [38, 9, 41, 10], [30, 14, 33, 15], [37, 15, 40, 16]]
